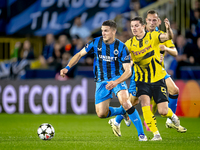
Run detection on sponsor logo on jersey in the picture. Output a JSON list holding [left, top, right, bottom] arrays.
[[99, 55, 117, 62], [132, 45, 152, 55]]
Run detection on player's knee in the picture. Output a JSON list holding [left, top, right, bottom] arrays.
[[158, 107, 168, 116], [130, 97, 139, 106], [97, 112, 107, 118], [121, 101, 132, 110], [96, 110, 108, 118], [132, 99, 139, 106]]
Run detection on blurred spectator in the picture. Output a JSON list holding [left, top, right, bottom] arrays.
[[191, 37, 200, 65], [170, 21, 179, 43], [175, 35, 196, 78], [71, 38, 86, 65], [190, 0, 200, 37], [10, 41, 21, 62], [71, 35, 80, 55], [190, 9, 200, 39], [130, 0, 140, 19], [10, 40, 34, 79], [20, 40, 34, 60], [0, 41, 22, 79], [39, 33, 55, 67], [50, 42, 62, 66], [164, 52, 177, 78], [58, 34, 71, 54], [50, 42, 70, 74], [70, 17, 91, 41], [55, 52, 76, 80]]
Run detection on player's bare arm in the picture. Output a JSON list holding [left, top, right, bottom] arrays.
[[60, 48, 87, 77], [159, 45, 178, 57], [106, 63, 132, 90], [159, 18, 174, 43]]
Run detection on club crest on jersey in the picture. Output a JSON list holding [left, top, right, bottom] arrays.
[[133, 44, 137, 47], [145, 40, 149, 45], [114, 49, 119, 55], [121, 83, 125, 87]]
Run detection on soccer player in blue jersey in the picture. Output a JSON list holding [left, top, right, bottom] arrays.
[[60, 20, 147, 141]]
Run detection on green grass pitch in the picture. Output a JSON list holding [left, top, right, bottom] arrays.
[[0, 114, 199, 150]]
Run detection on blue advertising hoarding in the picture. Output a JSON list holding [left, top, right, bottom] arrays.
[[4, 0, 130, 36]]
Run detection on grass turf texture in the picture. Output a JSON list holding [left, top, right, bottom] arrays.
[[0, 114, 199, 150]]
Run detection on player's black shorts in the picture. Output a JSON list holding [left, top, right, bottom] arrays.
[[136, 78, 168, 104]]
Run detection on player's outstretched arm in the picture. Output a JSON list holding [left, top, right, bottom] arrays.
[[60, 48, 87, 77], [159, 18, 174, 43], [106, 63, 132, 90]]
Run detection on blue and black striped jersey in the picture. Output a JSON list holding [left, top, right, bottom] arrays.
[[85, 36, 130, 82]]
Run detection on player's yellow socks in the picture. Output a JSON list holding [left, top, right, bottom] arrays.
[[161, 108, 173, 118], [142, 106, 159, 135], [150, 97, 157, 114]]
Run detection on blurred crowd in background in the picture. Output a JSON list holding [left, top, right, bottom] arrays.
[[0, 0, 200, 80]]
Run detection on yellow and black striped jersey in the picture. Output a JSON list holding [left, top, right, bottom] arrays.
[[125, 31, 167, 83]]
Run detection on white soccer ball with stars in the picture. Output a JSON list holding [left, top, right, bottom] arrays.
[[37, 123, 55, 140]]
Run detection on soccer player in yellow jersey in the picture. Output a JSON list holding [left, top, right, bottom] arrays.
[[144, 10, 187, 133], [125, 16, 181, 141]]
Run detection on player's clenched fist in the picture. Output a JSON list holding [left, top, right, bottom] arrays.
[[164, 18, 170, 29], [60, 68, 68, 78]]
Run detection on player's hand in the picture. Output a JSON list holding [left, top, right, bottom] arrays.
[[106, 81, 118, 90], [159, 45, 166, 51], [60, 68, 68, 78], [164, 18, 170, 29]]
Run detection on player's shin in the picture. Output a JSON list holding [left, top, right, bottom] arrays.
[[168, 94, 178, 113], [127, 106, 144, 136], [142, 106, 160, 135]]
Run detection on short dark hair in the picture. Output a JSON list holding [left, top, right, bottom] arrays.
[[102, 20, 117, 29], [131, 16, 145, 25], [147, 10, 159, 17]]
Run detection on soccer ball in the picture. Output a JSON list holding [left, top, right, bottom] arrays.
[[37, 123, 55, 140]]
